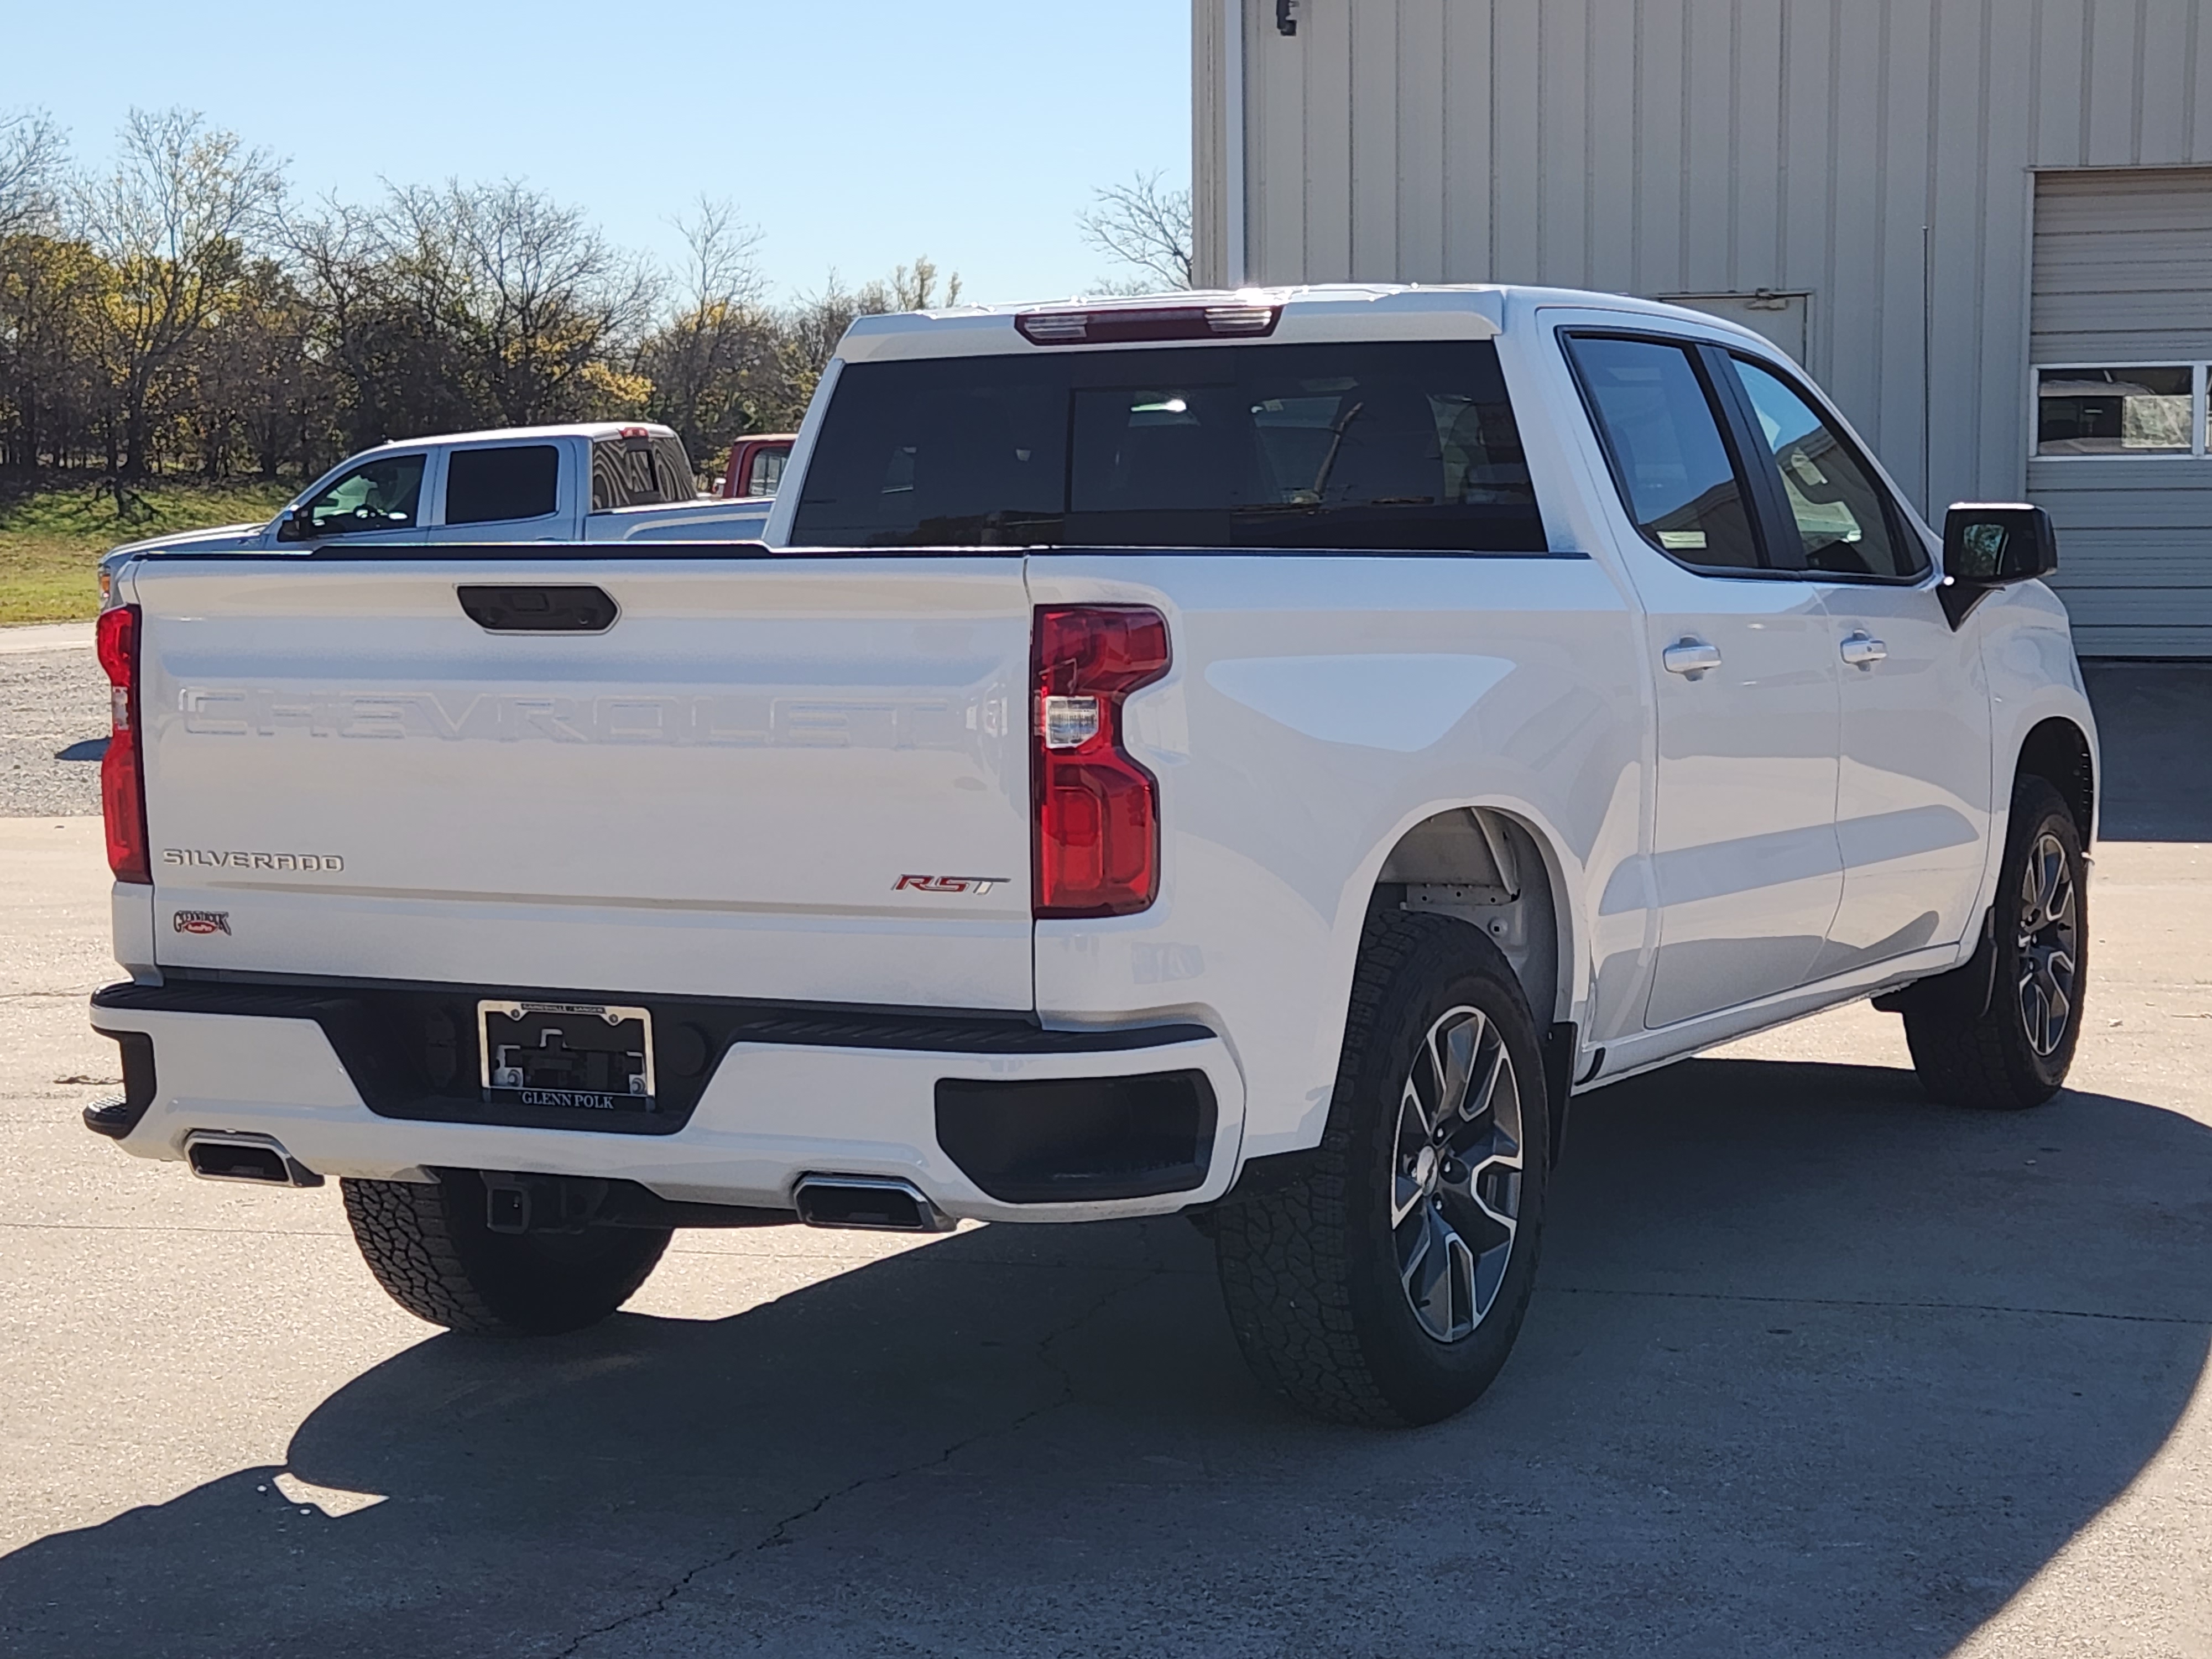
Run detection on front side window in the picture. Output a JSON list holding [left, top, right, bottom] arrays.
[[302, 453, 426, 535], [1564, 334, 1761, 570], [790, 340, 1546, 551], [444, 444, 560, 526], [2036, 366, 2195, 456], [1729, 358, 1922, 580]]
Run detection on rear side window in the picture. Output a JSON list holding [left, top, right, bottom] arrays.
[[444, 444, 560, 526], [1564, 335, 1761, 570], [790, 341, 1547, 551], [592, 435, 699, 510]]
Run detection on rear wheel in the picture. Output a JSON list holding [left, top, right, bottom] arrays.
[[1901, 776, 2086, 1110], [1213, 914, 1547, 1427], [341, 1170, 671, 1335]]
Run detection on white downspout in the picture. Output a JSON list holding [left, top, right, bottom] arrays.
[[1222, 0, 1248, 286]]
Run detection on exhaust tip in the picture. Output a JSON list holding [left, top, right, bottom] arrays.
[[184, 1131, 324, 1188], [793, 1175, 950, 1233]]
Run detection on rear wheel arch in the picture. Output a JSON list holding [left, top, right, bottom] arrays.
[[1371, 806, 1569, 1032]]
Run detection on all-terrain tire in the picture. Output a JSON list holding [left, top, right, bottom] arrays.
[[1902, 776, 2086, 1110], [1213, 912, 1548, 1427], [341, 1170, 671, 1335]]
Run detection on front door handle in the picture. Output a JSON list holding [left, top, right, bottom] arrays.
[[1662, 639, 1723, 677], [1840, 632, 1889, 667]]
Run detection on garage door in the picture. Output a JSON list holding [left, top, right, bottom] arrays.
[[2030, 168, 2212, 658]]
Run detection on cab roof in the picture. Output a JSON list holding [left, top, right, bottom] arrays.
[[362, 421, 680, 451], [833, 283, 1769, 363]]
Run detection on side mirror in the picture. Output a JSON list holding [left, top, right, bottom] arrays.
[[274, 504, 315, 544], [1944, 502, 2057, 583], [1939, 503, 2057, 625]]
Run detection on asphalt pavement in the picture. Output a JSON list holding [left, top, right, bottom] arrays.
[[0, 662, 2208, 1656]]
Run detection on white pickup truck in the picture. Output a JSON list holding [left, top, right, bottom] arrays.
[[85, 286, 2097, 1426], [96, 421, 771, 588]]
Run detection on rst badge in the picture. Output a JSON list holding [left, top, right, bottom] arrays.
[[893, 875, 1011, 896], [172, 910, 231, 936]]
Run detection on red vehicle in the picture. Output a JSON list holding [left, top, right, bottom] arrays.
[[719, 434, 796, 499]]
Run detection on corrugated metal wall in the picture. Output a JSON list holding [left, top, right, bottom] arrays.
[[1194, 1, 2212, 651]]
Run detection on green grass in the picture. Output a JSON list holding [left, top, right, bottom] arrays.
[[0, 475, 295, 624]]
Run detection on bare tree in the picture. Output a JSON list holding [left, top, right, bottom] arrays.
[[866, 255, 962, 312], [1079, 170, 1193, 292], [0, 108, 65, 242], [637, 197, 773, 465], [75, 108, 285, 476], [291, 179, 660, 444], [393, 179, 661, 427]]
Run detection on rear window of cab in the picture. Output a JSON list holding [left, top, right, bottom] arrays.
[[789, 340, 1547, 552]]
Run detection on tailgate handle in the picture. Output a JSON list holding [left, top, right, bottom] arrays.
[[457, 585, 618, 633]]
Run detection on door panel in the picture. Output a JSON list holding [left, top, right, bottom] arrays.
[[1557, 328, 1845, 1030], [1641, 576, 1843, 1026], [1712, 349, 1995, 975], [1816, 585, 1993, 973]]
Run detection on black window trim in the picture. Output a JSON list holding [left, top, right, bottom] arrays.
[[1558, 326, 1793, 581], [1711, 348, 1935, 589]]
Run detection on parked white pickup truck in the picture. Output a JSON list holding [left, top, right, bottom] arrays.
[[86, 286, 2096, 1426], [96, 422, 771, 591]]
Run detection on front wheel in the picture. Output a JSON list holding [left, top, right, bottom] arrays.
[[341, 1170, 671, 1335], [1901, 776, 2086, 1110], [1213, 914, 1547, 1427]]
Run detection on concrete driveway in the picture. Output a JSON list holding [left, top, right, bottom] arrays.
[[2, 681, 2208, 1655]]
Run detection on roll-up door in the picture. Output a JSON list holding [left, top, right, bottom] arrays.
[[2030, 169, 2212, 658]]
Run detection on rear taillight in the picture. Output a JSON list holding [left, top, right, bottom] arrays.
[[96, 604, 149, 884], [1032, 606, 1170, 918]]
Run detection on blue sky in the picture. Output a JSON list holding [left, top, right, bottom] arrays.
[[3, 0, 1192, 305]]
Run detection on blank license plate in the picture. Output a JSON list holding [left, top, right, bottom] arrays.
[[478, 1001, 656, 1114]]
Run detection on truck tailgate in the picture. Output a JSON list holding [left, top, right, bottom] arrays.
[[130, 555, 1034, 1009]]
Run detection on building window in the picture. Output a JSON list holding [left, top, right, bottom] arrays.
[[2034, 364, 2202, 457]]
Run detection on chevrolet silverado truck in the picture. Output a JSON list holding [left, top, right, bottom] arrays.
[[96, 421, 772, 598], [85, 286, 2096, 1426]]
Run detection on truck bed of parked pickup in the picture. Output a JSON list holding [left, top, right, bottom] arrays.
[[86, 285, 2096, 1425]]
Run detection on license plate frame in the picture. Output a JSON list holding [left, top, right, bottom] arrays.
[[477, 1000, 657, 1115]]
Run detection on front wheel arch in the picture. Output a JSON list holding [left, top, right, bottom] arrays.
[[2016, 717, 2094, 847]]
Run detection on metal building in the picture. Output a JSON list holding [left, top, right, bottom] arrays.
[[1192, 0, 2212, 656]]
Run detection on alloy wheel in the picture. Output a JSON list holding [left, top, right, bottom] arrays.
[[1389, 1005, 1525, 1343], [2016, 829, 2079, 1059]]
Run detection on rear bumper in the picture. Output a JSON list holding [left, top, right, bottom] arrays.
[[87, 979, 1245, 1224]]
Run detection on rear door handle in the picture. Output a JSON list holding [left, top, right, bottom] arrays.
[[1840, 632, 1888, 667], [1662, 640, 1723, 677]]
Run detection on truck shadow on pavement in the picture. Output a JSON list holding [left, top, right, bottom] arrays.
[[5, 1057, 2208, 1658]]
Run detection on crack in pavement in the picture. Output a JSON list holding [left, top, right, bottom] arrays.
[[1546, 1284, 2212, 1327], [0, 1219, 349, 1239], [549, 1265, 1168, 1659]]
